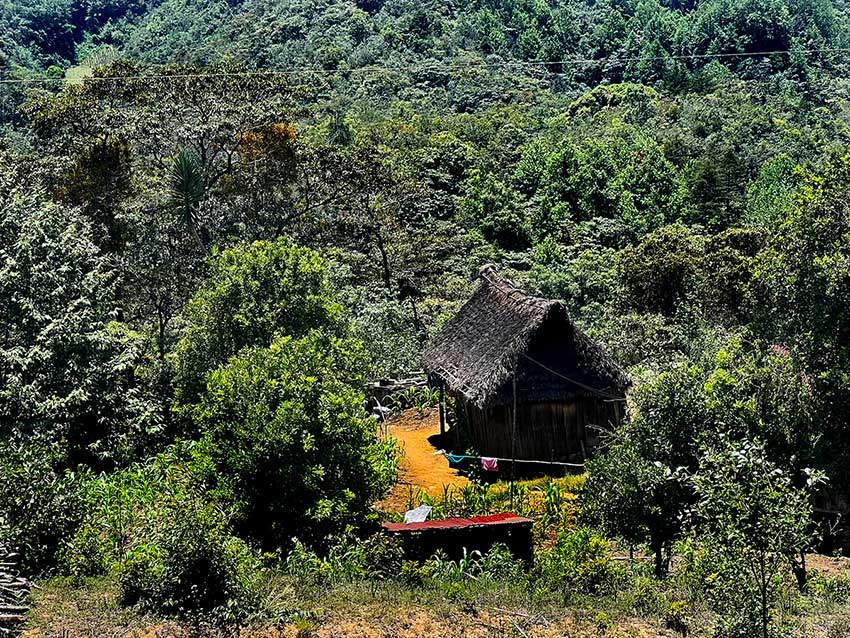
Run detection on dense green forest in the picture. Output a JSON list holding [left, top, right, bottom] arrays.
[[4, 1, 850, 636]]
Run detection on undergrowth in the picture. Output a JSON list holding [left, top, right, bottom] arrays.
[[22, 475, 850, 638]]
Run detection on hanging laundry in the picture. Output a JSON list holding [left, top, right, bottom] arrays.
[[446, 452, 466, 464], [481, 457, 499, 471]]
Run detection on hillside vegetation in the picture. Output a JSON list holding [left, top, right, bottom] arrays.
[[3, 1, 850, 636]]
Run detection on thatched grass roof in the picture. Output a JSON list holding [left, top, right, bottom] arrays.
[[423, 265, 630, 407]]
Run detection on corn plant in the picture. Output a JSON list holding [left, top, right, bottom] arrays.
[[385, 386, 440, 418], [413, 387, 440, 417]]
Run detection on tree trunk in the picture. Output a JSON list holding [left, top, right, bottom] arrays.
[[790, 551, 807, 593], [438, 384, 445, 436], [653, 543, 664, 578], [190, 219, 208, 255], [374, 229, 392, 293], [759, 554, 769, 638], [409, 297, 426, 343], [156, 301, 166, 360]]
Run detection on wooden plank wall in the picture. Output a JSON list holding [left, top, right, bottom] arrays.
[[463, 398, 622, 463]]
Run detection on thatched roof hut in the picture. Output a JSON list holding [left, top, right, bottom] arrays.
[[423, 265, 630, 465]]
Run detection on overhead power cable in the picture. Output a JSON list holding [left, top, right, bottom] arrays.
[[1, 46, 848, 86]]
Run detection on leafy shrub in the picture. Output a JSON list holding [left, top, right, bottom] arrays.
[[191, 332, 396, 549], [533, 527, 623, 597], [680, 521, 776, 638], [809, 571, 850, 606], [631, 576, 666, 616], [173, 238, 344, 404], [63, 450, 263, 619], [118, 504, 262, 618], [664, 600, 690, 636], [0, 442, 89, 575], [283, 533, 402, 585], [699, 556, 764, 638], [682, 533, 790, 638], [419, 544, 524, 600], [399, 559, 426, 587]]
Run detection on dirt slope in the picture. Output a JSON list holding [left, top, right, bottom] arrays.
[[377, 409, 469, 512]]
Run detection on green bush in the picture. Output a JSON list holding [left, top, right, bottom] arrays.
[[664, 600, 690, 637], [283, 533, 402, 584], [0, 442, 89, 575], [809, 571, 850, 606], [173, 238, 344, 404], [631, 575, 667, 616], [685, 548, 763, 638], [191, 332, 396, 549], [692, 439, 815, 638], [533, 527, 623, 597], [63, 451, 263, 618], [117, 504, 262, 618]]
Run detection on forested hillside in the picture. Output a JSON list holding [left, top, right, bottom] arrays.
[[4, 0, 850, 90], [4, 1, 850, 637]]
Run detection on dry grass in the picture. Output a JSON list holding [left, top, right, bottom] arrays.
[[23, 571, 850, 638], [22, 577, 688, 638]]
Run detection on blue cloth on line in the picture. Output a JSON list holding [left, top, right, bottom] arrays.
[[446, 453, 466, 464]]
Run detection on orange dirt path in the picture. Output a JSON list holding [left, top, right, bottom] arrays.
[[377, 409, 469, 512]]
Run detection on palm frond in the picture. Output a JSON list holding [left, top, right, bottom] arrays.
[[169, 149, 204, 227]]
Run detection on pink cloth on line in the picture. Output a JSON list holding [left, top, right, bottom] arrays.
[[481, 457, 499, 471]]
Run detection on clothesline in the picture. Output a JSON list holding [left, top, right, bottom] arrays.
[[435, 450, 585, 469]]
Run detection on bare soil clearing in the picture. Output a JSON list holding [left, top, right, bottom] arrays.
[[807, 552, 850, 578], [376, 409, 469, 512]]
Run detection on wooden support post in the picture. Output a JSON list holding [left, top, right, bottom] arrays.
[[510, 363, 517, 510], [438, 383, 446, 436]]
